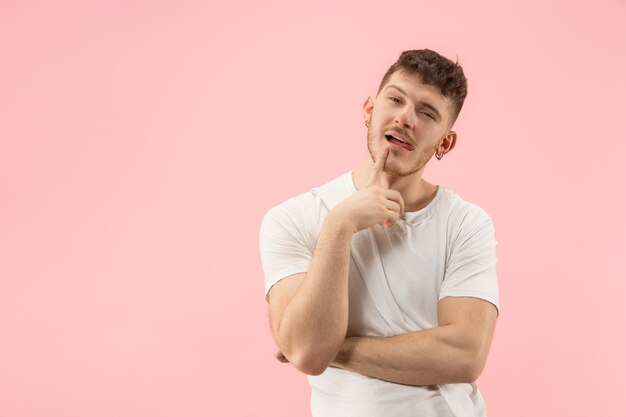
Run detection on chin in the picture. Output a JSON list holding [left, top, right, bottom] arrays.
[[388, 154, 426, 177], [367, 138, 430, 176], [386, 166, 421, 178]]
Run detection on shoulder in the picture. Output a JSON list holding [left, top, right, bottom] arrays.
[[435, 188, 495, 246], [260, 190, 319, 235], [260, 172, 352, 233], [438, 187, 493, 226]]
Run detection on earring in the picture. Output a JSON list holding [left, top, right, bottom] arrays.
[[435, 152, 443, 160], [364, 120, 369, 127]]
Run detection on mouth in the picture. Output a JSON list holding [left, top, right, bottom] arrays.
[[385, 134, 415, 151]]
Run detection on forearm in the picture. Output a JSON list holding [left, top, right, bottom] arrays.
[[332, 326, 483, 385], [277, 212, 354, 374]]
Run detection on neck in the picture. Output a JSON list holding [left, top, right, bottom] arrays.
[[352, 159, 438, 213]]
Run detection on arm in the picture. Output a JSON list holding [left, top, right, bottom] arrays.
[[267, 148, 404, 375], [268, 213, 354, 375], [331, 296, 498, 385]]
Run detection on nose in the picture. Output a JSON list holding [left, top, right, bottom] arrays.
[[394, 106, 414, 129]]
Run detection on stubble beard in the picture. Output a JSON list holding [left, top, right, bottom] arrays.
[[367, 128, 438, 178]]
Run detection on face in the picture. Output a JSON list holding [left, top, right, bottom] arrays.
[[365, 70, 456, 177]]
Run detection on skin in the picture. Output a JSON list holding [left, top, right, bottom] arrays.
[[360, 70, 458, 211], [267, 70, 498, 384]]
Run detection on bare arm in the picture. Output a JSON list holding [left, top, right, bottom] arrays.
[[330, 296, 498, 385], [268, 213, 353, 375], [268, 148, 404, 375]]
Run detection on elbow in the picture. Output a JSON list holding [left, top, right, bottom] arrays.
[[461, 364, 483, 383], [295, 360, 329, 376], [458, 354, 487, 383], [288, 350, 332, 376], [277, 333, 344, 376], [280, 342, 339, 375]]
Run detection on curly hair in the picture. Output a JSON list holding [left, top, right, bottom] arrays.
[[377, 49, 468, 125]]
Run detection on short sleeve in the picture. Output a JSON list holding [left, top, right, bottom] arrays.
[[439, 207, 500, 313], [259, 202, 316, 301]]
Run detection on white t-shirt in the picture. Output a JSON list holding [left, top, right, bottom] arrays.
[[260, 172, 499, 417]]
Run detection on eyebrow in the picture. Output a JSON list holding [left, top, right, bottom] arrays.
[[384, 84, 443, 120]]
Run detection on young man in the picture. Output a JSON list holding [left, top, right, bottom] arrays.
[[259, 49, 499, 417]]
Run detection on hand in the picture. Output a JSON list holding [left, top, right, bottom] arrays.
[[333, 148, 405, 232]]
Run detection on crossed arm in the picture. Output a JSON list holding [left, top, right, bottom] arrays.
[[268, 214, 498, 385], [328, 296, 498, 385], [265, 148, 497, 385], [271, 268, 497, 385]]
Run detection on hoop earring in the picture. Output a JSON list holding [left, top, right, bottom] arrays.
[[364, 120, 369, 127], [435, 152, 443, 160]]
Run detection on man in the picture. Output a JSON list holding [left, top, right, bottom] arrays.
[[259, 49, 499, 417]]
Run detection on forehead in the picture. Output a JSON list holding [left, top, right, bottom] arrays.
[[380, 71, 453, 114]]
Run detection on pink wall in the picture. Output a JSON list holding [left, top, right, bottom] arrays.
[[1, 1, 625, 416]]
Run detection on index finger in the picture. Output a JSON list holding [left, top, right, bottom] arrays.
[[367, 147, 389, 187]]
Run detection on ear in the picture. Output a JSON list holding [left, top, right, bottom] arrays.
[[363, 96, 374, 124], [439, 131, 457, 156]]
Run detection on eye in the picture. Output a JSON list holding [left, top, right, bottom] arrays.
[[420, 111, 435, 120], [389, 96, 402, 104]]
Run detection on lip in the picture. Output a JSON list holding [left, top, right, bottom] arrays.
[[385, 133, 415, 151]]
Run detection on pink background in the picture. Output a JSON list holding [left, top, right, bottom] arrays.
[[1, 1, 625, 416]]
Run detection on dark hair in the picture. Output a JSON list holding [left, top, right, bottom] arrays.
[[377, 49, 468, 124]]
